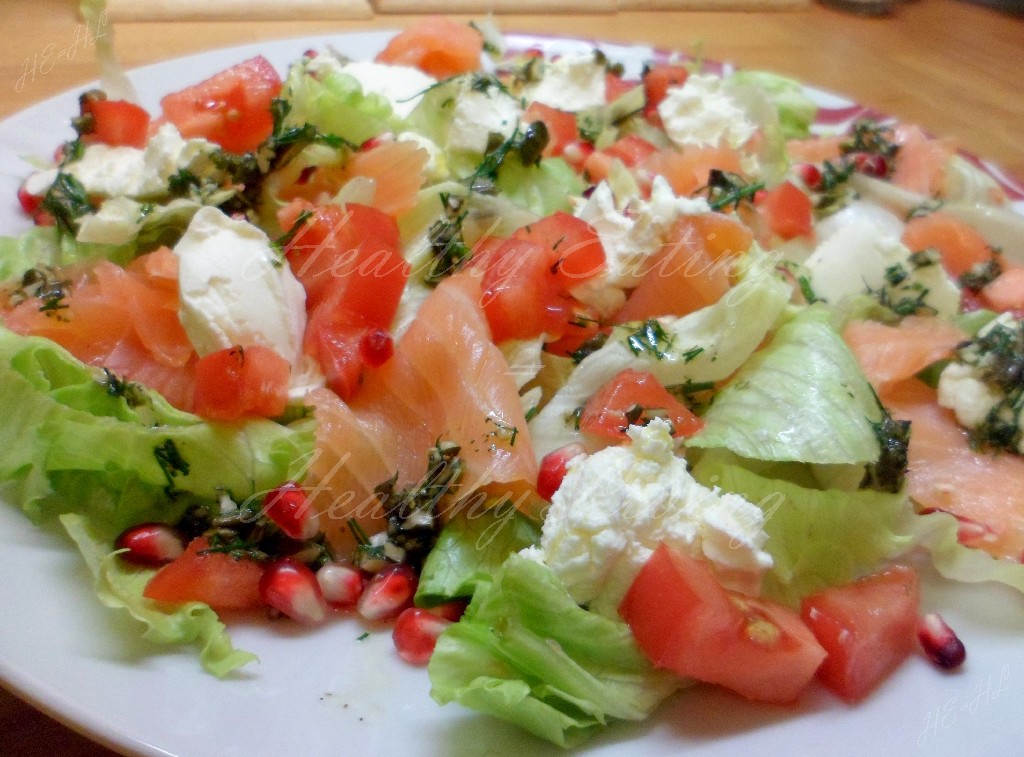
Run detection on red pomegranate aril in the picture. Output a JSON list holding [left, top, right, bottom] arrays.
[[918, 613, 966, 670], [536, 443, 586, 502], [853, 152, 889, 178], [263, 481, 320, 541], [357, 563, 417, 622], [115, 523, 187, 567], [259, 557, 328, 624], [17, 182, 44, 216], [359, 327, 395, 368], [795, 163, 822, 190], [316, 563, 365, 608], [392, 607, 452, 665], [426, 599, 469, 622]]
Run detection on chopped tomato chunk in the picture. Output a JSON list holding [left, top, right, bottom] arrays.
[[579, 368, 703, 441]]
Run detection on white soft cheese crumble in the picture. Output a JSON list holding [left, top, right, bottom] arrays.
[[174, 206, 307, 372], [657, 74, 757, 150], [522, 419, 772, 618], [573, 175, 710, 292], [26, 123, 217, 200]]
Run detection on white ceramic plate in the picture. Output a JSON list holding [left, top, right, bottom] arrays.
[[2, 32, 1024, 757]]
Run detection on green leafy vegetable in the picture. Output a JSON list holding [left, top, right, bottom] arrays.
[[415, 502, 541, 606], [428, 555, 681, 748], [61, 513, 257, 677], [691, 452, 913, 606], [688, 305, 883, 465]]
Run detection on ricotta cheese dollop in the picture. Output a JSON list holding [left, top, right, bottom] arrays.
[[657, 73, 757, 150], [523, 419, 773, 618], [174, 206, 307, 371]]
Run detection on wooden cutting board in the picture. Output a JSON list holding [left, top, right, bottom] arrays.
[[106, 0, 809, 20]]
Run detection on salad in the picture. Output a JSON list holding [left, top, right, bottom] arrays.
[[2, 14, 1024, 751]]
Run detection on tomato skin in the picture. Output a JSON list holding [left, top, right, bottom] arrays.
[[280, 201, 409, 401], [579, 368, 703, 441], [800, 565, 920, 703], [143, 537, 265, 611], [472, 237, 575, 344], [523, 102, 579, 159], [513, 211, 606, 288], [158, 56, 281, 154], [621, 545, 826, 704], [755, 180, 814, 240], [642, 64, 689, 116], [192, 345, 290, 421], [86, 99, 151, 148]]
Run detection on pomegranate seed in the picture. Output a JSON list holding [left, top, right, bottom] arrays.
[[795, 163, 822, 190], [316, 563, 365, 609], [359, 328, 395, 368], [359, 133, 394, 151], [392, 607, 452, 665], [263, 482, 320, 540], [426, 599, 468, 622], [536, 443, 586, 502], [919, 508, 997, 548], [853, 152, 889, 178], [115, 523, 186, 567], [259, 557, 328, 624], [357, 563, 417, 622], [16, 182, 44, 216], [918, 613, 966, 670]]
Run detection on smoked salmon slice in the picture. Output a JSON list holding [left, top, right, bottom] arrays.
[[884, 378, 1024, 561], [843, 315, 966, 392], [306, 271, 539, 549]]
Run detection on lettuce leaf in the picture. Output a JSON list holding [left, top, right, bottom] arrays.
[[61, 513, 257, 677], [281, 62, 397, 146], [729, 71, 817, 140], [905, 510, 1024, 593], [528, 253, 793, 458], [691, 452, 913, 605], [428, 554, 681, 748], [415, 502, 541, 606], [688, 305, 883, 465], [494, 156, 585, 216], [0, 327, 313, 537], [0, 226, 136, 284]]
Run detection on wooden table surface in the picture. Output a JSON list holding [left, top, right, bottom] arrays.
[[0, 1, 1021, 755]]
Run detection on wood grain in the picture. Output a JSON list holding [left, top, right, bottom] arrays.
[[106, 0, 372, 21]]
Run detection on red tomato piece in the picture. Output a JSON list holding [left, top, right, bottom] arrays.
[[800, 565, 921, 703], [579, 368, 703, 440], [472, 237, 576, 344], [86, 99, 151, 148], [280, 201, 409, 401], [158, 56, 281, 154], [192, 345, 290, 421], [620, 544, 826, 704], [642, 64, 690, 116], [756, 181, 814, 240], [605, 72, 639, 103], [143, 537, 265, 611], [513, 211, 606, 288], [523, 102, 579, 159], [582, 135, 658, 185]]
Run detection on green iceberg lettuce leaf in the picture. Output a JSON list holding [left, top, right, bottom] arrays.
[[691, 452, 914, 605], [415, 502, 541, 606], [281, 61, 397, 146], [688, 305, 883, 465], [61, 513, 258, 677], [0, 328, 313, 536], [428, 554, 681, 748], [729, 71, 817, 140], [0, 226, 137, 285]]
